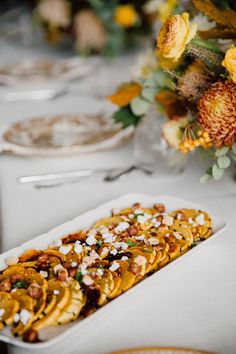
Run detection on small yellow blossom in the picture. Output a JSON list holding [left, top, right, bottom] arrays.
[[222, 47, 236, 84], [157, 12, 197, 61], [114, 5, 139, 28]]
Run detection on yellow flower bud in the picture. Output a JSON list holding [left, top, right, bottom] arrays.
[[157, 12, 197, 61], [222, 47, 236, 84]]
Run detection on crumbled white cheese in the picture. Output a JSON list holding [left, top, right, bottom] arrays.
[[195, 214, 205, 225], [14, 313, 20, 323], [188, 218, 197, 226], [115, 222, 130, 233], [71, 262, 78, 268], [173, 232, 183, 240], [86, 235, 97, 246], [137, 215, 149, 224], [6, 257, 19, 266], [54, 264, 64, 274], [53, 290, 60, 295], [102, 232, 114, 239], [98, 226, 109, 234], [121, 242, 129, 250], [0, 309, 5, 320], [121, 256, 128, 261], [148, 237, 160, 245], [103, 234, 116, 243], [110, 249, 118, 256], [59, 244, 72, 255], [128, 214, 134, 219], [82, 275, 94, 286], [74, 241, 83, 254], [162, 216, 174, 226], [109, 261, 120, 272], [97, 268, 104, 276], [89, 250, 100, 260], [54, 239, 62, 247], [134, 255, 147, 266], [177, 213, 183, 220], [20, 309, 31, 325], [79, 264, 88, 275], [135, 235, 145, 241], [154, 221, 161, 228], [134, 209, 143, 215], [39, 270, 48, 278]]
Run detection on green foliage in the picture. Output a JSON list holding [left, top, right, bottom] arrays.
[[113, 106, 141, 128], [130, 96, 151, 115]]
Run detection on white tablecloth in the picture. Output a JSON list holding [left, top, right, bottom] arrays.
[[0, 44, 236, 354]]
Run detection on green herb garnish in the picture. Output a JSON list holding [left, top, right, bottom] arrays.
[[97, 264, 103, 269], [126, 240, 137, 247], [134, 213, 143, 219], [76, 271, 83, 283], [13, 281, 27, 289], [96, 240, 102, 248]]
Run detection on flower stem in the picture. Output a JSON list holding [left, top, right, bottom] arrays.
[[185, 41, 224, 73]]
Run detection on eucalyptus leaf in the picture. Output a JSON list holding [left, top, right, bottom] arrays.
[[217, 155, 231, 169], [130, 96, 151, 116], [212, 164, 224, 180], [215, 146, 229, 156], [141, 87, 157, 102], [200, 174, 211, 184]]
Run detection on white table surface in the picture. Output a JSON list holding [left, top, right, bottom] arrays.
[[0, 43, 236, 354]]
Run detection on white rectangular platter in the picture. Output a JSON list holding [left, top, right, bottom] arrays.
[[0, 194, 226, 350]]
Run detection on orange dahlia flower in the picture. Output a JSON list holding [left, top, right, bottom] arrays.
[[198, 80, 236, 147]]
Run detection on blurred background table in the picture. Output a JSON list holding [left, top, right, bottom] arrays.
[[1, 42, 236, 354]]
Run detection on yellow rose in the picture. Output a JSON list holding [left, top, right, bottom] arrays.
[[114, 5, 139, 28], [157, 12, 197, 61], [222, 47, 236, 83]]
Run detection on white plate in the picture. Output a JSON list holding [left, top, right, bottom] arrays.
[[0, 114, 134, 156], [0, 194, 226, 350], [0, 57, 97, 87], [110, 347, 214, 354]]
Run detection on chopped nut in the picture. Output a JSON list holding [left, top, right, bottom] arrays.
[[129, 262, 141, 275], [11, 274, 25, 283], [23, 329, 39, 343], [38, 254, 50, 265], [153, 203, 165, 213], [129, 226, 138, 236], [27, 283, 42, 299], [0, 279, 12, 292], [57, 269, 68, 282]]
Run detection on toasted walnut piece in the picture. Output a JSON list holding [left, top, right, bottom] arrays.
[[129, 262, 141, 275], [27, 283, 42, 300], [120, 231, 129, 238], [11, 274, 25, 283], [129, 226, 138, 236], [133, 202, 141, 208], [62, 231, 86, 244], [57, 269, 68, 282], [23, 329, 39, 343], [38, 254, 50, 265], [156, 215, 164, 222], [68, 267, 77, 278], [0, 279, 12, 292], [153, 203, 166, 213]]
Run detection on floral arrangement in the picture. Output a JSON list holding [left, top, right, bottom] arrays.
[[34, 0, 156, 55], [108, 0, 236, 181]]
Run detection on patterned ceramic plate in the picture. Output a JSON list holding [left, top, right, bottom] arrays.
[[110, 347, 215, 354], [0, 57, 97, 86], [0, 113, 133, 156]]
